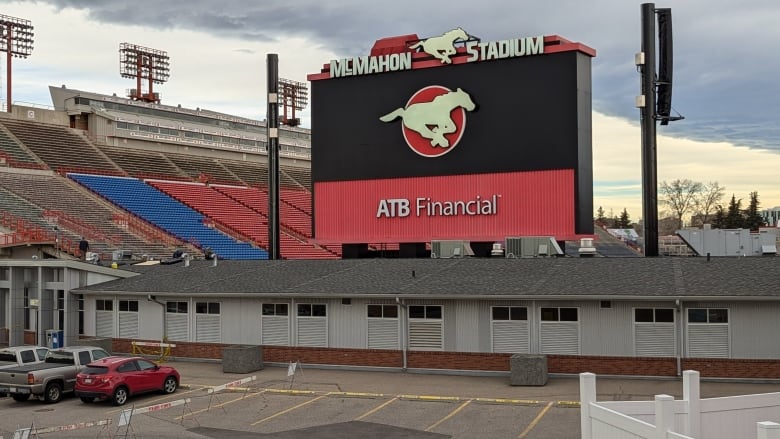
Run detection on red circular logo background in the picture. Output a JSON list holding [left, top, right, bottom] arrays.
[[402, 85, 467, 158]]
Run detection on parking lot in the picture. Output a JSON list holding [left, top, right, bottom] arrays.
[[2, 361, 779, 438]]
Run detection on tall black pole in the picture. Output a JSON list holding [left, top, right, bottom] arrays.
[[640, 3, 659, 257], [267, 54, 281, 260]]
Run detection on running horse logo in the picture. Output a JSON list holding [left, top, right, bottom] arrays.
[[409, 27, 470, 64], [380, 87, 476, 150]]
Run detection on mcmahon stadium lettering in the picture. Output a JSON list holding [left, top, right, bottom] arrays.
[[330, 53, 412, 78], [376, 195, 500, 218], [329, 30, 545, 78]]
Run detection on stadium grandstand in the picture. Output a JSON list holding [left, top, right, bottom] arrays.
[[0, 85, 343, 261]]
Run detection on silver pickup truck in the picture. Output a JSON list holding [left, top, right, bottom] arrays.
[[0, 346, 110, 403], [0, 346, 49, 397], [0, 346, 49, 370]]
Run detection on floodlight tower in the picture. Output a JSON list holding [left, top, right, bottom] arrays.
[[278, 78, 308, 127], [0, 14, 34, 113], [119, 43, 170, 104]]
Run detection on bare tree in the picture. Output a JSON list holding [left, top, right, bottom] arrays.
[[660, 179, 703, 229], [694, 181, 725, 226]]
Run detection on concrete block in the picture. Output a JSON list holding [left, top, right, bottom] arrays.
[[223, 345, 263, 373], [69, 337, 113, 354], [510, 354, 548, 386]]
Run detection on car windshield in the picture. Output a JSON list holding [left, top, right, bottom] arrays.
[[81, 366, 109, 375], [44, 350, 74, 364], [0, 352, 16, 362]]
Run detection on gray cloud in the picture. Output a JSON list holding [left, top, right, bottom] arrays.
[[29, 0, 780, 150]]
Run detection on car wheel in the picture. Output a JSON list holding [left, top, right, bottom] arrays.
[[112, 386, 129, 406], [163, 376, 178, 394], [12, 393, 30, 402], [44, 383, 62, 404], [80, 396, 95, 403]]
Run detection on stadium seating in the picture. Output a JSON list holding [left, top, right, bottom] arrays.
[[215, 186, 312, 238], [0, 119, 120, 173], [218, 159, 269, 187], [151, 181, 337, 259], [98, 145, 188, 179], [68, 173, 268, 260], [0, 122, 41, 165], [165, 152, 237, 184], [0, 171, 177, 260]]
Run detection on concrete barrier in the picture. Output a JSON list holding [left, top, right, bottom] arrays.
[[70, 337, 113, 354], [222, 345, 263, 373], [510, 354, 548, 386]]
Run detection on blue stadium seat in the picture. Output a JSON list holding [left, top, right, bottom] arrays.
[[68, 173, 268, 260]]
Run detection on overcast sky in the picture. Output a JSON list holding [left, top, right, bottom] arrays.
[[3, 0, 780, 222]]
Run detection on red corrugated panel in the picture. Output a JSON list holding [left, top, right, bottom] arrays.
[[314, 170, 575, 243]]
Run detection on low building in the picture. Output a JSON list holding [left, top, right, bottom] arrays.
[[2, 257, 780, 379]]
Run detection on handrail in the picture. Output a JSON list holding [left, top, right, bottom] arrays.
[[41, 209, 121, 245], [111, 212, 186, 247], [58, 166, 128, 177]]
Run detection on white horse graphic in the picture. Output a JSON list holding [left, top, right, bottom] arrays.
[[409, 27, 470, 64], [379, 88, 476, 148]]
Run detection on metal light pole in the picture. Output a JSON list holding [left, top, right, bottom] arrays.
[[267, 54, 281, 260], [0, 14, 34, 113], [640, 3, 659, 257]]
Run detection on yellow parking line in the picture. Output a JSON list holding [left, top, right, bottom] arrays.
[[517, 401, 554, 438], [425, 399, 473, 432], [175, 389, 267, 420], [250, 395, 327, 426], [354, 396, 399, 421]]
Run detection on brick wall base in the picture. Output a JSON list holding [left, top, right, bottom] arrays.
[[108, 338, 780, 379]]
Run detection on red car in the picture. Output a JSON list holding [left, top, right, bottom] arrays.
[[75, 356, 179, 406]]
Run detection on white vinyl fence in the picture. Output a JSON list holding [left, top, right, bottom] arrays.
[[580, 370, 780, 439]]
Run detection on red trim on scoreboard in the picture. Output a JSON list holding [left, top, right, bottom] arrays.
[[314, 170, 576, 243]]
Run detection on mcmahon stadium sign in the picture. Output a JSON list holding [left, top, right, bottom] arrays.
[[329, 27, 544, 78]]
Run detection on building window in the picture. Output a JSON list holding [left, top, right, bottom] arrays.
[[77, 294, 84, 335], [635, 308, 674, 323], [408, 305, 442, 320], [367, 305, 398, 319], [166, 301, 189, 341], [687, 308, 730, 358], [166, 301, 188, 314], [119, 300, 139, 312], [195, 302, 221, 343], [262, 303, 288, 316], [196, 302, 220, 314], [95, 299, 114, 338], [540, 307, 578, 322], [297, 304, 327, 317], [688, 308, 728, 323], [23, 287, 30, 330], [57, 290, 65, 331], [296, 304, 327, 347], [118, 300, 139, 339], [96, 299, 113, 311], [491, 306, 527, 321], [261, 303, 290, 346]]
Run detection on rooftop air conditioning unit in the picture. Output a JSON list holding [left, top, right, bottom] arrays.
[[578, 238, 597, 257], [430, 240, 473, 259], [112, 250, 133, 261], [505, 237, 563, 258]]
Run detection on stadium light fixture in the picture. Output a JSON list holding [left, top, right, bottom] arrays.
[[278, 78, 308, 127], [0, 14, 34, 113], [119, 43, 170, 104]]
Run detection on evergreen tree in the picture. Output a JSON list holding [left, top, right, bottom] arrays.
[[743, 191, 766, 231], [724, 195, 744, 229], [595, 206, 606, 226], [711, 206, 726, 229], [618, 208, 631, 228]]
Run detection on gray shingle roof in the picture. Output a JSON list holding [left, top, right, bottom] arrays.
[[76, 257, 780, 300]]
